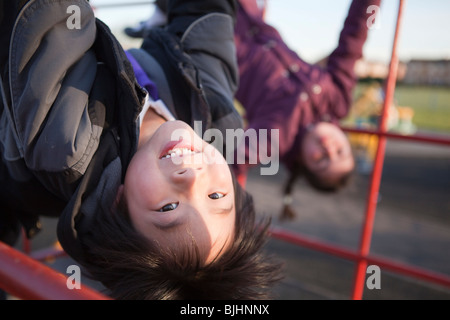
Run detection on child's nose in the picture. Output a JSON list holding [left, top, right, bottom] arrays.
[[324, 142, 340, 160], [312, 149, 324, 161], [171, 166, 204, 188]]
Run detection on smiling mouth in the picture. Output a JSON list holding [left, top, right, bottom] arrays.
[[160, 147, 201, 159]]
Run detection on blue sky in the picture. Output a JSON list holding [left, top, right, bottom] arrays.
[[90, 0, 450, 64]]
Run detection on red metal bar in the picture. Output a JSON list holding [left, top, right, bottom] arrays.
[[30, 247, 67, 262], [269, 228, 450, 289], [351, 0, 405, 300], [0, 241, 110, 300], [341, 127, 450, 146]]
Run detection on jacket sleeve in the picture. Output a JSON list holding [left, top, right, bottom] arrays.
[[231, 0, 381, 178], [309, 0, 382, 120], [3, 0, 104, 200], [180, 11, 242, 132]]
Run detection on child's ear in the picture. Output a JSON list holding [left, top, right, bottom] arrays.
[[112, 184, 124, 212]]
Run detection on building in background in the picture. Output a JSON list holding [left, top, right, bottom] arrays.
[[402, 59, 450, 86]]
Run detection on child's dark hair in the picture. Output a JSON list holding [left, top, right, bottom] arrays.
[[79, 170, 283, 300], [280, 161, 354, 221]]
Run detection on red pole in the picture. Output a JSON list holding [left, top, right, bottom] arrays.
[[351, 0, 406, 300], [341, 127, 450, 146], [0, 241, 110, 300], [269, 227, 450, 289]]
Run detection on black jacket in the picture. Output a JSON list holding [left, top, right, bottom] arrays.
[[0, 0, 240, 263]]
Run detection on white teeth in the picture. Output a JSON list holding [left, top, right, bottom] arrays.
[[161, 148, 198, 159]]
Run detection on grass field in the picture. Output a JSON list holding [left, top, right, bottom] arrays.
[[393, 85, 450, 134], [350, 83, 450, 134]]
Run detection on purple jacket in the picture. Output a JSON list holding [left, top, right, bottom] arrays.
[[233, 0, 381, 176]]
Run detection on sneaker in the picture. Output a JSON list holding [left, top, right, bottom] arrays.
[[124, 7, 168, 38], [124, 21, 150, 38]]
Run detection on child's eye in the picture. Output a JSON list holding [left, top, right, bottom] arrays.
[[158, 202, 179, 212], [208, 192, 225, 200]]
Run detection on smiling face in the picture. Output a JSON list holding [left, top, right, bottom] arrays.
[[301, 122, 355, 186], [120, 120, 236, 264]]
